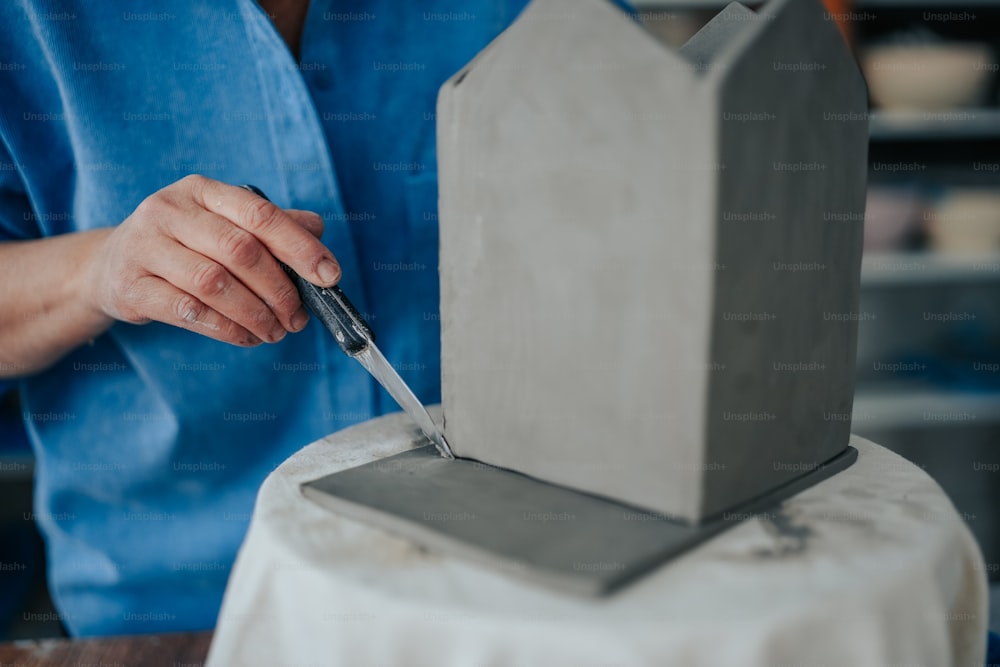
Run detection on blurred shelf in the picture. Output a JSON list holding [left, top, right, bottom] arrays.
[[861, 251, 1000, 286], [853, 387, 1000, 430], [869, 109, 1000, 142]]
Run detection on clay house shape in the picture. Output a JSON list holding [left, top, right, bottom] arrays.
[[437, 0, 868, 523]]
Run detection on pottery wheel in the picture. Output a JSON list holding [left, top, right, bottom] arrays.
[[208, 409, 988, 667]]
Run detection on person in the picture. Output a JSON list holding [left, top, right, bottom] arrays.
[[0, 0, 530, 636]]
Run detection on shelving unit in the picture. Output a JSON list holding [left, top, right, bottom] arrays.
[[854, 387, 1000, 430], [869, 109, 1000, 141], [848, 0, 1000, 581], [862, 251, 1000, 285]]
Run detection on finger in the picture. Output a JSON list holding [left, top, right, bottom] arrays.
[[285, 209, 324, 238], [159, 208, 308, 333], [142, 240, 288, 343], [127, 274, 262, 347], [185, 176, 341, 286]]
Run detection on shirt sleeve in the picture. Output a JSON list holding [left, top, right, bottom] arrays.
[[0, 116, 40, 393], [0, 1, 44, 241], [0, 125, 38, 242]]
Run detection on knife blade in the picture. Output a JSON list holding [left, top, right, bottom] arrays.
[[239, 184, 454, 460]]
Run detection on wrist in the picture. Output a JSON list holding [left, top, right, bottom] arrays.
[[75, 227, 117, 332]]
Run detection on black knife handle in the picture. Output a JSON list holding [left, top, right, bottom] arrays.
[[287, 273, 374, 355], [239, 184, 374, 356]]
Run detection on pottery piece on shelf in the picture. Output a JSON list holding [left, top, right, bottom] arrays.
[[861, 42, 995, 111]]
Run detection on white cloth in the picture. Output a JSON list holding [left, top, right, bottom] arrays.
[[208, 411, 989, 667]]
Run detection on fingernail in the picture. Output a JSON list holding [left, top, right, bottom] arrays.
[[245, 335, 262, 346], [290, 307, 309, 332], [317, 258, 341, 285], [268, 326, 287, 343]]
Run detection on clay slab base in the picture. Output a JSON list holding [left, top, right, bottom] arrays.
[[302, 446, 858, 596]]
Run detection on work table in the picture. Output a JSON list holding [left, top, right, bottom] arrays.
[[0, 631, 211, 666]]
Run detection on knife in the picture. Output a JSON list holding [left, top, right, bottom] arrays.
[[239, 184, 454, 460]]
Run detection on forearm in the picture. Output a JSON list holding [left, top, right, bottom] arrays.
[[0, 229, 115, 378], [0, 177, 340, 379]]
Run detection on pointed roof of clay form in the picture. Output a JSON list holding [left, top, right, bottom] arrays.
[[444, 0, 861, 94]]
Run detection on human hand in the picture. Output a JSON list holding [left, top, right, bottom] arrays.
[[84, 175, 340, 346]]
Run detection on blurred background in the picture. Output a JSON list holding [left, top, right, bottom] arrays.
[[2, 0, 999, 641]]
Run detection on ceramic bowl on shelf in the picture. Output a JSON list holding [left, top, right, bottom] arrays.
[[925, 188, 1000, 254], [861, 42, 995, 111], [864, 186, 925, 252]]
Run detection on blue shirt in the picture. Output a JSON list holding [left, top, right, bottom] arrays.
[[0, 0, 528, 636]]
